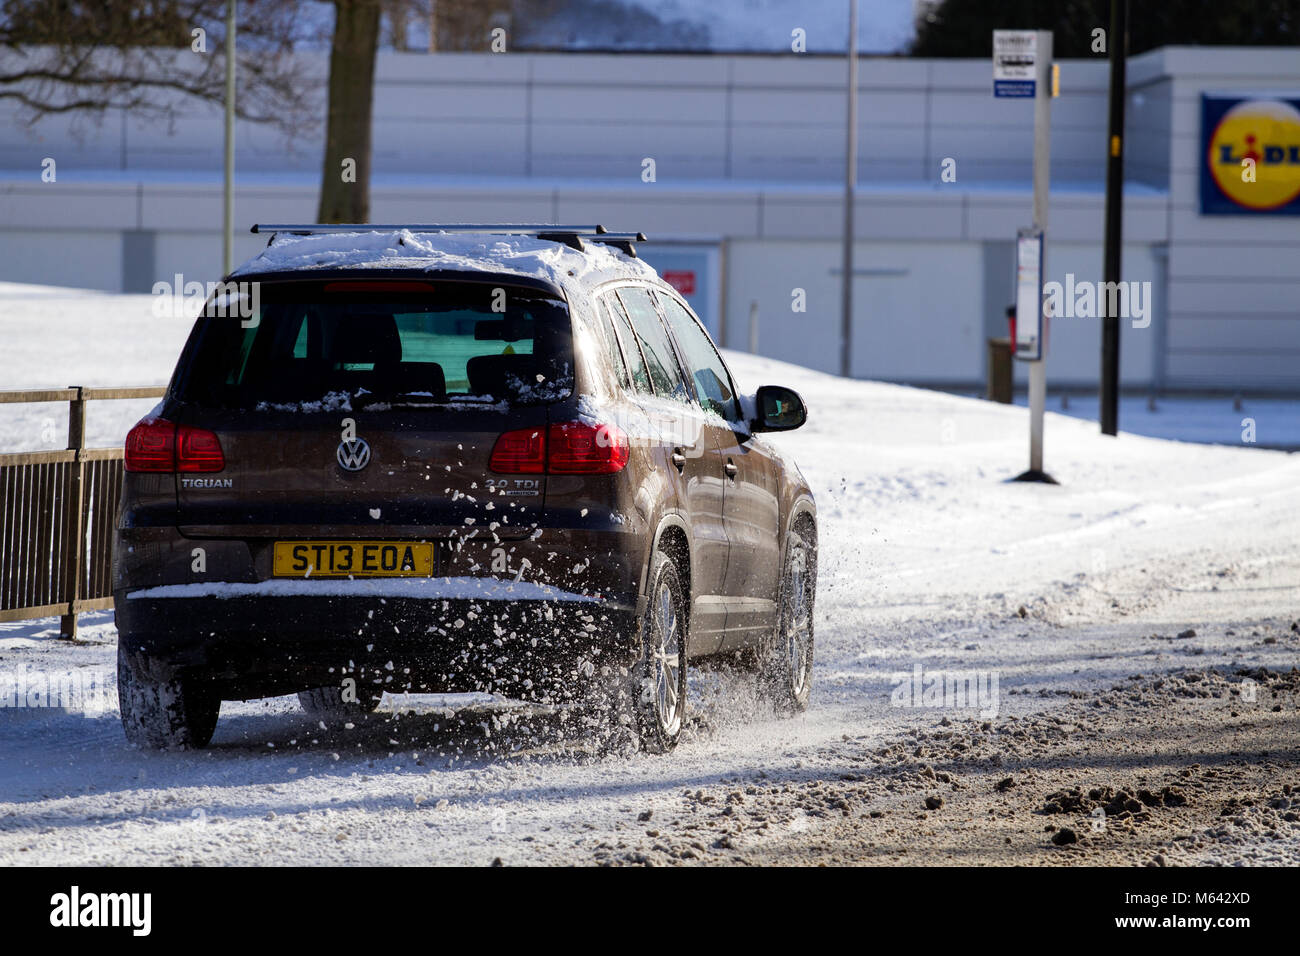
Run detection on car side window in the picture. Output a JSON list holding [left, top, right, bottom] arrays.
[[653, 291, 741, 423], [617, 287, 691, 404], [593, 298, 629, 389], [602, 292, 652, 394]]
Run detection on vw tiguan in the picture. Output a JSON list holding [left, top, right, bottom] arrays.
[[114, 224, 817, 753]]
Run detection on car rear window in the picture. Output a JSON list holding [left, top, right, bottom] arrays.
[[171, 280, 573, 409]]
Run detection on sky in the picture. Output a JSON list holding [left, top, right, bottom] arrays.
[[616, 0, 918, 53]]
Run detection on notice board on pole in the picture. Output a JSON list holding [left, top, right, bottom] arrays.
[[993, 30, 1038, 98], [1014, 228, 1044, 361]]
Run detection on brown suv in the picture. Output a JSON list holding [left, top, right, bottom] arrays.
[[114, 224, 817, 752]]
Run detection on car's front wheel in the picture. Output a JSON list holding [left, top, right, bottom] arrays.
[[117, 646, 220, 750], [759, 526, 815, 714]]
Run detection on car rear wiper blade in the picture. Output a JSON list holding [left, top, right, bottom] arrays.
[[353, 390, 449, 407]]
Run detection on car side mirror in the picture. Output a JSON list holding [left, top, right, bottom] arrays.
[[751, 385, 807, 432]]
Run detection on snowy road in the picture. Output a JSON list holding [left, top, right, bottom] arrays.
[[1, 287, 1298, 865]]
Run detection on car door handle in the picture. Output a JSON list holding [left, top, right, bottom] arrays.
[[671, 449, 686, 472], [724, 460, 738, 479]]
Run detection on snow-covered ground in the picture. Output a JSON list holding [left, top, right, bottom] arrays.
[[1012, 392, 1300, 450], [1, 283, 1298, 865], [0, 282, 188, 451]]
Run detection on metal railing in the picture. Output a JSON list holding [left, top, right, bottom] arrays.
[[0, 387, 166, 639]]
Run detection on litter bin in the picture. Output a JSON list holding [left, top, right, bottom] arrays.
[[986, 337, 1012, 403]]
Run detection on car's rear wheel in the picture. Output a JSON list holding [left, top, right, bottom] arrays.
[[117, 645, 220, 750], [628, 549, 688, 753], [759, 526, 815, 714], [298, 679, 384, 717]]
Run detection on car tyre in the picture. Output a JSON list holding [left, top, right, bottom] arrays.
[[759, 526, 815, 715], [625, 549, 689, 754], [117, 645, 220, 750]]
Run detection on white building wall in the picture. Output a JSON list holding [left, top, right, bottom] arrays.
[[726, 238, 985, 383], [0, 49, 1121, 185], [0, 45, 1297, 392]]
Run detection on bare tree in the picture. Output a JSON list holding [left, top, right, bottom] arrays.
[[911, 0, 1299, 57], [0, 1, 319, 134], [2, 0, 514, 228], [433, 0, 511, 51]]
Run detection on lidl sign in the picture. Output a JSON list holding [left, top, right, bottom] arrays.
[[1201, 94, 1300, 215]]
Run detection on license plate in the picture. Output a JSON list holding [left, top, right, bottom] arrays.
[[273, 541, 434, 578]]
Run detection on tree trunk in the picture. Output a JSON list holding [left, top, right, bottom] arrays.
[[317, 0, 382, 223]]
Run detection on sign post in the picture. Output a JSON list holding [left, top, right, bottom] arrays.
[[998, 29, 1058, 484]]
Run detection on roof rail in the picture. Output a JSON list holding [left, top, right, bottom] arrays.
[[250, 223, 609, 235], [249, 223, 648, 256], [587, 232, 648, 258]]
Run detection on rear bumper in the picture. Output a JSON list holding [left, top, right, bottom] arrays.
[[114, 580, 638, 701]]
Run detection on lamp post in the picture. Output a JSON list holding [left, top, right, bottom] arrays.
[[1100, 0, 1129, 436], [840, 0, 858, 378], [223, 2, 236, 275]]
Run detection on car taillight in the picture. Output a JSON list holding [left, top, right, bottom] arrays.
[[177, 425, 225, 472], [489, 427, 546, 473], [124, 419, 175, 472], [124, 419, 224, 473], [490, 422, 629, 475], [546, 421, 629, 474]]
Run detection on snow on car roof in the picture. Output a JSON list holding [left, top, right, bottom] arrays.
[[231, 228, 658, 289]]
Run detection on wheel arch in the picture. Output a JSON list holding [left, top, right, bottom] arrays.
[[782, 497, 819, 581], [640, 512, 692, 614]]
